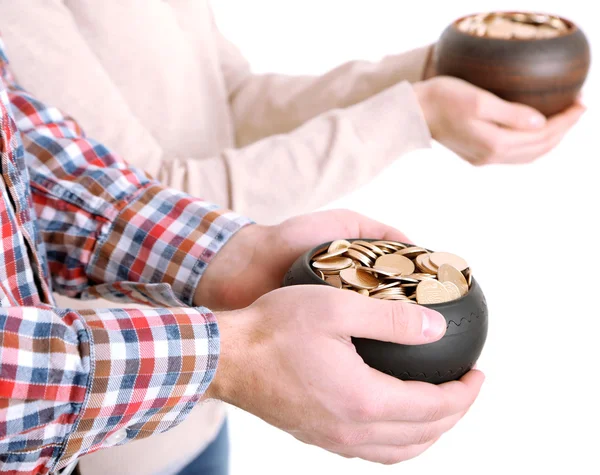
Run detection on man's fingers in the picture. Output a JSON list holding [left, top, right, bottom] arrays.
[[336, 439, 438, 465], [344, 293, 447, 345], [367, 368, 485, 423], [351, 410, 466, 446], [477, 91, 546, 130]]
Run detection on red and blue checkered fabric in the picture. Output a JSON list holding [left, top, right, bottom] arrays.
[[0, 38, 251, 474]]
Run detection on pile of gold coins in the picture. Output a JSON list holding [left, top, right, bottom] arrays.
[[457, 12, 569, 39], [311, 240, 472, 305]]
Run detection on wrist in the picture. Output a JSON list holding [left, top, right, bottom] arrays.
[[193, 224, 264, 310], [413, 80, 440, 139], [202, 307, 259, 405]]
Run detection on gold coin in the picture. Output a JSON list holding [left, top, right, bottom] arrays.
[[314, 248, 349, 261], [351, 241, 386, 256], [312, 256, 353, 271], [374, 254, 415, 276], [416, 279, 451, 304], [349, 243, 378, 260], [394, 246, 428, 259], [370, 267, 402, 277], [513, 22, 537, 39], [464, 268, 472, 286], [345, 249, 373, 267], [328, 240, 351, 253], [371, 287, 404, 296], [321, 269, 344, 275], [357, 289, 369, 296], [528, 13, 549, 24], [442, 281, 462, 300], [549, 17, 567, 30], [415, 253, 438, 274], [376, 294, 411, 301], [429, 252, 468, 272], [511, 12, 529, 22], [536, 25, 560, 38], [339, 267, 380, 290], [370, 241, 405, 251], [437, 264, 469, 296], [325, 275, 343, 289], [373, 281, 401, 291]]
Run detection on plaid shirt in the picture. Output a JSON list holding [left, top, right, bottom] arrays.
[[0, 40, 252, 474]]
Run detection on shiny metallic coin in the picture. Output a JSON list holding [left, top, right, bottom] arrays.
[[373, 281, 401, 291], [442, 281, 462, 300], [328, 240, 351, 253], [370, 241, 406, 251], [374, 254, 415, 276], [395, 246, 429, 259], [325, 275, 343, 289], [314, 248, 349, 261], [416, 279, 452, 304], [339, 267, 380, 290], [357, 289, 370, 296], [345, 249, 373, 267], [415, 253, 438, 274], [429, 252, 468, 272], [437, 264, 469, 296], [511, 12, 529, 22], [370, 267, 402, 277], [371, 287, 404, 296], [312, 256, 353, 271], [549, 17, 567, 30], [349, 243, 378, 260], [464, 268, 472, 286], [353, 241, 386, 256]]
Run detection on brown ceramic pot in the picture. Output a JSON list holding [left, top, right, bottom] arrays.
[[435, 13, 591, 116]]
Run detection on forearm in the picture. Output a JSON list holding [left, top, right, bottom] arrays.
[[6, 75, 252, 300], [229, 45, 432, 146], [217, 81, 432, 224]]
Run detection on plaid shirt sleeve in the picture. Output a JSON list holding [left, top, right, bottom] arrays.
[[0, 49, 253, 473]]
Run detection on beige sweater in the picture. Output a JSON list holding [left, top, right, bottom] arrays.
[[0, 1, 432, 473]]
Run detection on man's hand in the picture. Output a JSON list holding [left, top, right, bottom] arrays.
[[206, 285, 485, 464], [194, 210, 411, 310], [413, 76, 585, 165]]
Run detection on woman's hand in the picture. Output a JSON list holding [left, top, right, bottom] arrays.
[[414, 75, 585, 165]]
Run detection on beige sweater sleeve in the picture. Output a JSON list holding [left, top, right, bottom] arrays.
[[215, 20, 433, 147], [1, 0, 431, 224]]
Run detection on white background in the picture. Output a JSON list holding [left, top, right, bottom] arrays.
[[211, 1, 599, 474]]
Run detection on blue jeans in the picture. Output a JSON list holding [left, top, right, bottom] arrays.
[[176, 419, 230, 475]]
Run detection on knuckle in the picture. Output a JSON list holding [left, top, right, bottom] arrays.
[[483, 138, 505, 157], [326, 426, 362, 448], [472, 93, 488, 116], [415, 425, 437, 445], [347, 394, 378, 423]]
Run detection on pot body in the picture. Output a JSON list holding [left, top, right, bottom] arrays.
[[435, 17, 591, 117], [282, 240, 488, 384]]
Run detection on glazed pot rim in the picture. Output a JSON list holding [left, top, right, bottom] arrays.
[[450, 11, 579, 41], [307, 239, 474, 309]]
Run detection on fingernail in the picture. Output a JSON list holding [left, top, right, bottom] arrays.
[[421, 310, 446, 338], [529, 114, 546, 128]]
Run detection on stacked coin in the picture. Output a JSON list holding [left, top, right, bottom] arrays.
[[311, 240, 472, 305], [457, 12, 569, 39]]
